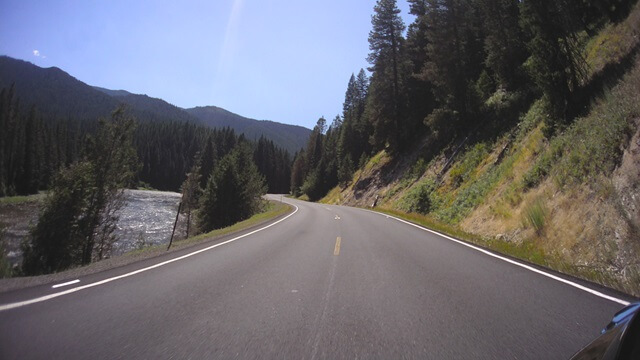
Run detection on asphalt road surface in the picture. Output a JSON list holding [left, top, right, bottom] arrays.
[[0, 196, 634, 359]]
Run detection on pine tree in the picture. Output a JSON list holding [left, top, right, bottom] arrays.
[[521, 0, 587, 129], [306, 117, 326, 171], [198, 135, 217, 189], [81, 106, 139, 263], [423, 0, 485, 127], [198, 143, 266, 232], [478, 0, 528, 91], [338, 70, 371, 169], [366, 0, 409, 152], [22, 161, 94, 274], [405, 0, 436, 140], [23, 106, 139, 274], [290, 150, 306, 197], [180, 161, 201, 238]]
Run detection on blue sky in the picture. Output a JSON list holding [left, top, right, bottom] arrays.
[[0, 0, 414, 129]]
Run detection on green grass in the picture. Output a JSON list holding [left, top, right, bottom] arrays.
[[0, 193, 45, 204], [320, 186, 343, 204], [385, 158, 432, 204], [399, 114, 547, 225], [363, 150, 388, 173], [449, 143, 489, 188]]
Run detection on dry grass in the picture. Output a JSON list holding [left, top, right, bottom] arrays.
[[319, 186, 343, 204]]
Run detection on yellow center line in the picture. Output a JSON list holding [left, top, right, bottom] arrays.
[[334, 237, 341, 256]]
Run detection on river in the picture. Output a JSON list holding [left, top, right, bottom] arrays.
[[1, 189, 185, 269], [111, 189, 184, 255]]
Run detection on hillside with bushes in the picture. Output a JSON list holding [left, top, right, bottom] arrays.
[[294, 0, 640, 296]]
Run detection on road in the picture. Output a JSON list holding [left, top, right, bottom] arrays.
[[0, 196, 633, 359]]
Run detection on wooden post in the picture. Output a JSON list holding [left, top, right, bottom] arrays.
[[186, 208, 191, 239], [167, 201, 182, 251]]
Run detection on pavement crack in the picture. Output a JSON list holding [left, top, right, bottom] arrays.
[[309, 255, 338, 360]]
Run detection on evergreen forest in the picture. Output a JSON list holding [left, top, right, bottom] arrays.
[[0, 85, 292, 197], [291, 0, 636, 201]]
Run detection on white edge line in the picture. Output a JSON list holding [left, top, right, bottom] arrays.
[[0, 204, 299, 312], [51, 279, 80, 288], [362, 208, 630, 306]]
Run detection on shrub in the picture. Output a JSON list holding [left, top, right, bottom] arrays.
[[0, 228, 12, 278], [403, 180, 435, 214], [522, 198, 548, 235]]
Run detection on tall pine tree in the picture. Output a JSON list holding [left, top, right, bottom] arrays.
[[366, 0, 409, 152], [521, 0, 587, 130]]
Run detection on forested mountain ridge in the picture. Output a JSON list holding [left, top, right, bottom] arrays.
[[0, 56, 310, 153], [93, 86, 196, 124], [186, 106, 311, 154], [0, 56, 295, 196], [0, 56, 118, 121]]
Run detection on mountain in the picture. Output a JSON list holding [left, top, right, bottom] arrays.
[[186, 106, 310, 154], [0, 56, 310, 153], [92, 87, 132, 97], [0, 56, 118, 120], [93, 86, 196, 124]]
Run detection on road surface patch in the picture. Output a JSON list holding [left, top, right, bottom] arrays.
[[334, 237, 341, 256]]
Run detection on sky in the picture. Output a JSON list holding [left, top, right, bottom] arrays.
[[0, 0, 414, 129]]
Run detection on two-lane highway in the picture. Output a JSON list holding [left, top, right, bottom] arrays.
[[0, 196, 632, 359]]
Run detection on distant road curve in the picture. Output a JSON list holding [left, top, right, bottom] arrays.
[[0, 195, 633, 359]]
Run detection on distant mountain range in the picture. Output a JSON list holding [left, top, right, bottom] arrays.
[[0, 56, 310, 153]]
